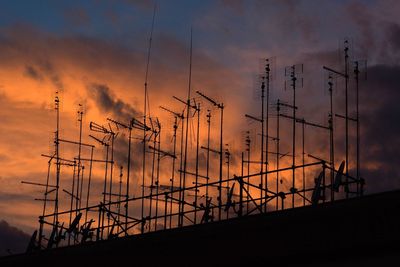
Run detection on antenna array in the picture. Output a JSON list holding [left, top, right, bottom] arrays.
[[23, 40, 365, 253]]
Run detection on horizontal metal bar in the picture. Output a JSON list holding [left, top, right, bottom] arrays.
[[323, 66, 348, 78], [58, 138, 95, 148], [335, 113, 357, 122], [21, 181, 58, 188]]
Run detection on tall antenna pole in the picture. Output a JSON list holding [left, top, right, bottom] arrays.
[[155, 124, 161, 230], [260, 77, 265, 212], [328, 76, 335, 201], [206, 110, 211, 202], [76, 108, 83, 213], [181, 28, 193, 227], [219, 105, 224, 221], [85, 146, 94, 223], [344, 40, 349, 198], [290, 66, 297, 208], [302, 120, 305, 206], [148, 125, 157, 231], [276, 100, 280, 210], [54, 93, 60, 229], [101, 144, 109, 240], [171, 116, 178, 228], [354, 61, 360, 196], [178, 112, 185, 227], [194, 103, 200, 224], [38, 157, 53, 248], [264, 59, 271, 212], [246, 132, 251, 212], [196, 90, 224, 221], [125, 122, 132, 234], [142, 3, 157, 233]]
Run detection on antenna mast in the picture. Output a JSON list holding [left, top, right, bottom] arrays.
[[142, 3, 157, 233], [180, 28, 193, 227]]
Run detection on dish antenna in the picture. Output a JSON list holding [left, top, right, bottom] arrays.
[[311, 171, 324, 205], [333, 161, 345, 192]]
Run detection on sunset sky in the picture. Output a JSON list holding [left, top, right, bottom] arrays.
[[0, 0, 400, 254]]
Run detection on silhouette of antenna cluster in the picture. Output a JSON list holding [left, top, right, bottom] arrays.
[[22, 39, 366, 253]]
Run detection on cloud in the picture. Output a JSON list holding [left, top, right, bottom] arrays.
[[0, 220, 30, 256], [87, 83, 140, 121], [385, 22, 400, 53], [24, 65, 43, 81], [0, 0, 399, 234], [359, 64, 400, 193]]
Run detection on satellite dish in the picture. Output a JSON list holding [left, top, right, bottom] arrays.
[[201, 197, 213, 223], [224, 183, 235, 212], [26, 230, 37, 253], [81, 219, 94, 243], [333, 161, 345, 192], [54, 222, 65, 246], [108, 221, 117, 240], [67, 213, 82, 233], [47, 226, 57, 249], [311, 171, 324, 205]]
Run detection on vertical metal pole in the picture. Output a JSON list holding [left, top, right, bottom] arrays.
[[76, 110, 83, 213], [164, 192, 168, 230], [265, 61, 270, 212], [54, 94, 60, 229], [178, 114, 185, 227], [260, 80, 265, 212], [107, 136, 115, 236], [96, 204, 102, 241], [39, 159, 52, 248], [125, 126, 132, 234], [141, 117, 147, 235], [170, 117, 177, 228], [291, 66, 296, 208], [240, 153, 244, 217], [68, 163, 77, 246], [149, 131, 157, 231], [79, 166, 85, 210], [194, 103, 200, 224], [344, 40, 349, 198], [302, 121, 305, 206], [101, 145, 109, 240], [247, 134, 250, 212], [205, 111, 211, 205], [226, 147, 230, 220], [85, 147, 94, 223], [354, 61, 360, 196], [276, 100, 280, 210], [118, 166, 123, 223], [328, 78, 335, 201], [218, 105, 224, 221], [181, 29, 193, 227], [141, 3, 156, 234], [155, 129, 161, 231]]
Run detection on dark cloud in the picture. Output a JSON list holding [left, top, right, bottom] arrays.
[[346, 1, 376, 54], [0, 220, 30, 256], [385, 22, 400, 52], [87, 83, 140, 121], [36, 60, 64, 91], [23, 65, 43, 81], [360, 64, 400, 193], [21, 61, 64, 90], [0, 192, 32, 203]]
